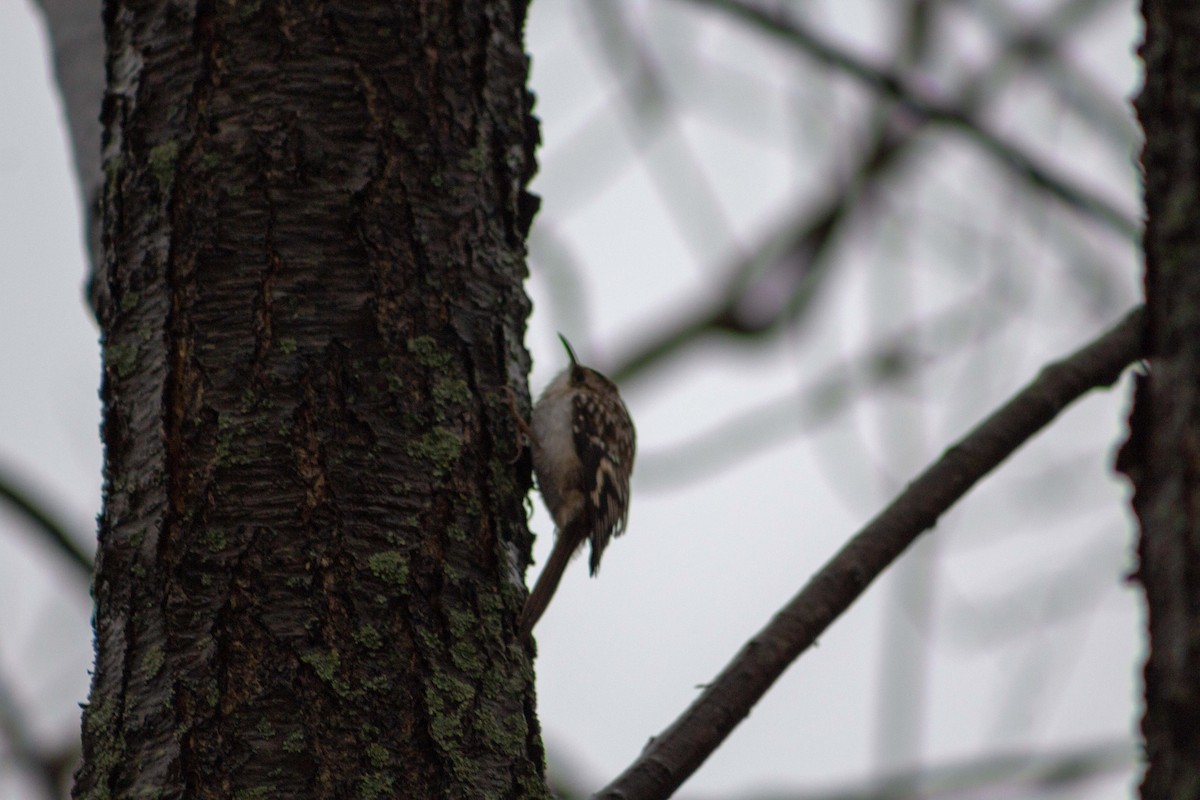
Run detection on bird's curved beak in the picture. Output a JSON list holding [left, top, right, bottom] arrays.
[[558, 334, 579, 368]]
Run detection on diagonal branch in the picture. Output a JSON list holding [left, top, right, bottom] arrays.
[[595, 306, 1144, 800]]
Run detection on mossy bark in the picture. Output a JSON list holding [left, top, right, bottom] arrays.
[[74, 1, 546, 797], [1125, 4, 1200, 798]]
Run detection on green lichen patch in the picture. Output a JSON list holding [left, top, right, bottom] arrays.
[[446, 522, 470, 543], [449, 639, 484, 676], [444, 608, 478, 643], [359, 772, 395, 800], [103, 153, 123, 180], [478, 666, 505, 699], [462, 493, 482, 517], [82, 694, 116, 737], [415, 627, 441, 655], [204, 678, 220, 708], [433, 377, 470, 408], [105, 342, 139, 379], [365, 742, 390, 768], [303, 650, 338, 681], [407, 428, 462, 477], [428, 707, 465, 750], [301, 649, 350, 696], [148, 140, 180, 194], [360, 674, 391, 694], [367, 551, 409, 587], [477, 709, 527, 755], [214, 418, 255, 466], [138, 645, 165, 681], [353, 624, 383, 650], [202, 527, 227, 553], [406, 335, 452, 370], [430, 672, 476, 707], [282, 729, 306, 753]]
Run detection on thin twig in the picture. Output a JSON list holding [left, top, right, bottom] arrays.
[[595, 306, 1144, 800]]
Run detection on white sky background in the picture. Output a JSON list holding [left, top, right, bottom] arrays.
[[0, 0, 1144, 797]]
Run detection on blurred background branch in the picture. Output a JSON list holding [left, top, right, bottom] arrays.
[[0, 463, 92, 578]]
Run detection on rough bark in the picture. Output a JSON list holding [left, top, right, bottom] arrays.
[[74, 1, 546, 798], [1122, 4, 1200, 798]]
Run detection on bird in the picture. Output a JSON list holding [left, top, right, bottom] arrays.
[[515, 335, 636, 639]]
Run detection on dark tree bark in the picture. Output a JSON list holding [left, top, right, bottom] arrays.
[[74, 2, 546, 798], [1122, 4, 1200, 798]]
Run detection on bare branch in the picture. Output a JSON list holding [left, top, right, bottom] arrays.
[[610, 0, 1125, 385], [595, 306, 1143, 800], [681, 0, 1139, 240]]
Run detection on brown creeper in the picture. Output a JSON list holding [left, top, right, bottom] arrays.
[[517, 335, 636, 638]]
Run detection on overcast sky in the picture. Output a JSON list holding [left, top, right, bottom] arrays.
[[0, 0, 1144, 797]]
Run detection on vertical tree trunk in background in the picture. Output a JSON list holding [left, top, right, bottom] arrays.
[[1124, 5, 1200, 798], [74, 2, 545, 797]]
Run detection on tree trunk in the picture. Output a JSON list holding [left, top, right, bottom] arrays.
[[74, 2, 545, 797], [1123, 4, 1200, 797]]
